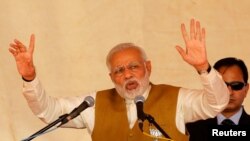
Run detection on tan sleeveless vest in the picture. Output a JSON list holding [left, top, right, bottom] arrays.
[[91, 84, 188, 141]]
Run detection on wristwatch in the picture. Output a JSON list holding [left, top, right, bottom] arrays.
[[198, 64, 211, 75]]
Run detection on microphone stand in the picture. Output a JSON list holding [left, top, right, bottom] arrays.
[[21, 113, 69, 141], [145, 114, 172, 139]]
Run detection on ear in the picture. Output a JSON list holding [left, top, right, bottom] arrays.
[[109, 72, 115, 83], [145, 60, 152, 74], [244, 83, 249, 98]]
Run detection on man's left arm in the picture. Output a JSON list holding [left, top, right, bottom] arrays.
[[176, 68, 229, 134]]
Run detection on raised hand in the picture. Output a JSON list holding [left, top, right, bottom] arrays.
[[9, 34, 36, 81], [176, 19, 209, 72]]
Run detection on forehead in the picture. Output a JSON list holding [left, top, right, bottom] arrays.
[[219, 65, 244, 80], [109, 48, 144, 67]]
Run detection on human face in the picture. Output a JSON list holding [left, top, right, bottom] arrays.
[[218, 65, 249, 115], [109, 48, 151, 99]]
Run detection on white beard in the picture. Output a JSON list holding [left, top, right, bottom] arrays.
[[114, 70, 150, 100]]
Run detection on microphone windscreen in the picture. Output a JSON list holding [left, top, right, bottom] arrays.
[[134, 95, 145, 104], [84, 96, 95, 107]]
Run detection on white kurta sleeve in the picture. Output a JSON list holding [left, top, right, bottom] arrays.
[[22, 77, 95, 129], [175, 68, 229, 134]]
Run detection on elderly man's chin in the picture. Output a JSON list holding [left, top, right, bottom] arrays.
[[124, 90, 141, 100], [115, 83, 148, 100], [117, 88, 141, 100]]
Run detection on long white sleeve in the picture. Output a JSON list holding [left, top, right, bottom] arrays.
[[22, 77, 95, 129], [175, 68, 230, 134]]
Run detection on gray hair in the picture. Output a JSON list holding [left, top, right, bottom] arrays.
[[106, 43, 148, 71]]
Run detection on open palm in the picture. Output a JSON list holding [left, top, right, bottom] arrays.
[[176, 19, 209, 71], [9, 34, 36, 80]]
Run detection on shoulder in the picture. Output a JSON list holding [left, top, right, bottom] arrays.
[[186, 118, 216, 131], [239, 108, 250, 124], [151, 83, 180, 90]]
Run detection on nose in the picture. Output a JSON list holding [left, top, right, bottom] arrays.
[[227, 86, 233, 95], [123, 68, 133, 79]]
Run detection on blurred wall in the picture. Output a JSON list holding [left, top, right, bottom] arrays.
[[1, 0, 250, 141]]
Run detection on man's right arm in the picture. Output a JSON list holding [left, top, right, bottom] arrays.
[[22, 76, 87, 128], [9, 35, 92, 129]]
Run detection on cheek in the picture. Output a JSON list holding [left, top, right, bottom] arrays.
[[112, 77, 124, 85], [136, 70, 147, 78], [233, 92, 246, 101]]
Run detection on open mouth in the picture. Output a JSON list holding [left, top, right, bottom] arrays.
[[125, 81, 138, 90]]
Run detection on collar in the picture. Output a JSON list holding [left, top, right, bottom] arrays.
[[217, 106, 243, 125]]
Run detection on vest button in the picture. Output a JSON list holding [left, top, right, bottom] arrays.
[[129, 133, 133, 136]]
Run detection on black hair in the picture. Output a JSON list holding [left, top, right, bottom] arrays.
[[213, 57, 248, 83]]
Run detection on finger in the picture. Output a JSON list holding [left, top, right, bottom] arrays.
[[14, 39, 23, 45], [190, 19, 195, 40], [181, 23, 189, 44], [10, 43, 21, 53], [29, 34, 35, 54], [175, 45, 187, 60], [14, 39, 27, 52], [195, 21, 201, 41], [10, 43, 19, 50], [201, 28, 206, 43], [9, 48, 18, 56]]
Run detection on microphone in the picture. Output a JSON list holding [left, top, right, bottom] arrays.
[[21, 96, 94, 141], [134, 96, 172, 139], [134, 95, 146, 131], [63, 96, 95, 123]]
